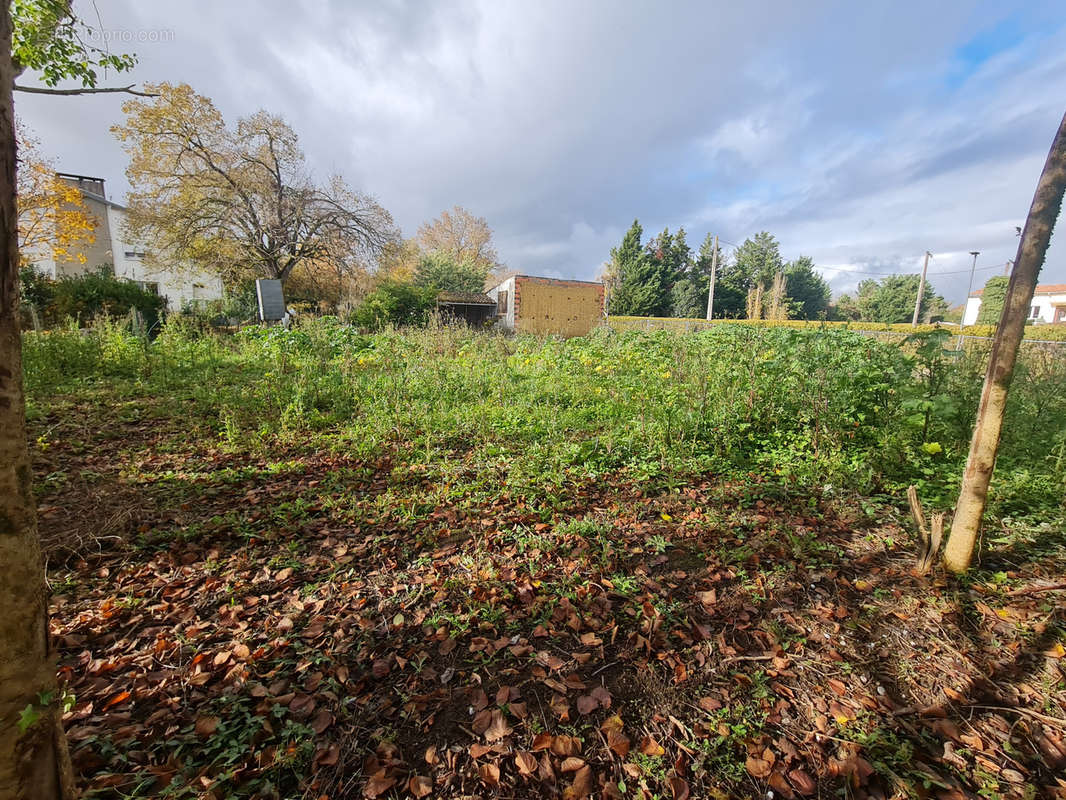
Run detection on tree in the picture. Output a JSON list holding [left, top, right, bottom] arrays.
[[11, 0, 148, 97], [855, 274, 947, 324], [114, 83, 397, 287], [975, 275, 1009, 325], [784, 256, 831, 319], [352, 281, 438, 331], [728, 232, 782, 292], [416, 206, 500, 275], [607, 220, 669, 316], [3, 1, 143, 795], [378, 238, 422, 284], [413, 251, 489, 294], [832, 292, 861, 321], [945, 111, 1066, 573], [15, 122, 95, 267]]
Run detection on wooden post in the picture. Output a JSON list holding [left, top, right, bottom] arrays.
[[911, 250, 930, 326], [705, 234, 718, 321], [944, 110, 1066, 573]]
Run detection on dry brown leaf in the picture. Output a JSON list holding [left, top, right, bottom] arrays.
[[485, 709, 513, 742], [515, 750, 537, 776], [408, 776, 433, 798], [479, 762, 500, 787], [560, 756, 586, 772], [639, 736, 665, 757], [562, 765, 595, 800], [194, 715, 219, 737]]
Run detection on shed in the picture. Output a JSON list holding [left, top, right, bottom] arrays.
[[486, 275, 604, 337], [436, 291, 498, 326]]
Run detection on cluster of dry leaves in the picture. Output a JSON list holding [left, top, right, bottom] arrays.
[[32, 404, 1066, 799]]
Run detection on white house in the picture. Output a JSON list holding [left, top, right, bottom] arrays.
[[962, 283, 1066, 326], [28, 173, 223, 311]]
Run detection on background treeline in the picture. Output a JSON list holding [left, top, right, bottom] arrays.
[[603, 221, 951, 324]]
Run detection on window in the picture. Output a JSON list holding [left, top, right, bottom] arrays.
[[134, 281, 159, 295], [1030, 305, 1041, 319], [497, 290, 508, 314], [124, 250, 147, 260]]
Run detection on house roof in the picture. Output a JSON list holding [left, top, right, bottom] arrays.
[[437, 291, 496, 305], [970, 282, 1066, 298], [486, 273, 604, 291]]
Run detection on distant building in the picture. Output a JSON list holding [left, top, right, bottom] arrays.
[[486, 275, 604, 337], [962, 283, 1066, 326], [26, 173, 223, 311]]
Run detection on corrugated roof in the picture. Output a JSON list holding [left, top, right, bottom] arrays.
[[971, 283, 1066, 297], [437, 291, 496, 305]]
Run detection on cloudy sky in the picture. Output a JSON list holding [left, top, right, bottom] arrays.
[[15, 0, 1066, 305]]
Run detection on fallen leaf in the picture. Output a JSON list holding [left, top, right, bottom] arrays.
[[479, 762, 500, 787], [561, 756, 586, 772], [363, 771, 395, 798], [515, 751, 537, 776], [408, 776, 433, 798], [639, 736, 665, 757], [562, 765, 595, 799], [194, 715, 219, 737]]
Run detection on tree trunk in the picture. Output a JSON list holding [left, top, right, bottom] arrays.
[[0, 4, 76, 797], [944, 110, 1066, 573]]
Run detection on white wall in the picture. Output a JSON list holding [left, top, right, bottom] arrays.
[[486, 275, 516, 330], [106, 205, 224, 310], [963, 292, 1066, 326]]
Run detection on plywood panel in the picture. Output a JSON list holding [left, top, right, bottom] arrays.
[[514, 278, 603, 337]]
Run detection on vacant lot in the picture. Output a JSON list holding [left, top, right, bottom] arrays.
[[25, 321, 1066, 799]]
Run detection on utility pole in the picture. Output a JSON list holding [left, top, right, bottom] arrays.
[[705, 234, 718, 321], [964, 251, 980, 318], [911, 250, 931, 326]]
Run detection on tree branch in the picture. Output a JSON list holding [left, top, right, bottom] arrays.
[[14, 83, 157, 97]]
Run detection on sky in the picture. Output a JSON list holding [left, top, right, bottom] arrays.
[[14, 0, 1066, 306]]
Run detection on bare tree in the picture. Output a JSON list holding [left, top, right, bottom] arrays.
[[416, 206, 500, 274], [944, 110, 1066, 573], [115, 83, 397, 286]]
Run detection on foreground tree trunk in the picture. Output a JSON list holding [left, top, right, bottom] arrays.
[[945, 110, 1066, 573], [0, 4, 75, 797]]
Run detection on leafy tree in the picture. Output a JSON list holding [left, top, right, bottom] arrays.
[[352, 281, 437, 330], [727, 232, 783, 294], [832, 292, 861, 321], [416, 206, 500, 276], [608, 220, 669, 316], [114, 83, 397, 287], [784, 256, 831, 319], [413, 251, 489, 294], [855, 274, 948, 324], [11, 0, 144, 96], [15, 122, 96, 266], [975, 275, 1009, 325]]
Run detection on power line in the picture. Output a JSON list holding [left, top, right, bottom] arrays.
[[711, 238, 1007, 277]]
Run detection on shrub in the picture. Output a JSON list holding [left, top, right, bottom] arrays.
[[351, 282, 438, 331], [20, 266, 167, 331]]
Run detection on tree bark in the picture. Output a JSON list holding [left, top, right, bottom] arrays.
[[945, 110, 1066, 573], [0, 3, 75, 797]]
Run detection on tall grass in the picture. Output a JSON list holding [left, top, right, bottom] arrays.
[[22, 317, 1066, 519]]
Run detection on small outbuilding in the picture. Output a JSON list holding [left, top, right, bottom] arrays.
[[436, 291, 498, 326], [486, 275, 604, 337]]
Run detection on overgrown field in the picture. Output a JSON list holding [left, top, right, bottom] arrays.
[[24, 320, 1066, 799]]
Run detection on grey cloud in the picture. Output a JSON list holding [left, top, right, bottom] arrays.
[[16, 0, 1066, 303]]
